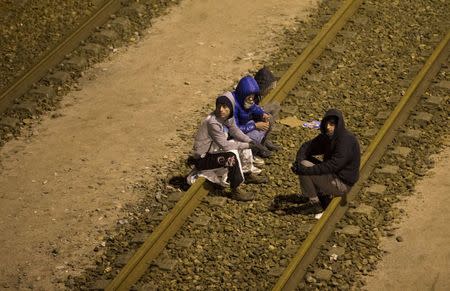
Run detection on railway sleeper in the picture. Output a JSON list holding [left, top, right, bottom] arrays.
[[10, 100, 41, 118], [61, 56, 88, 72], [29, 86, 56, 100], [121, 3, 148, 19], [0, 116, 20, 128], [91, 29, 121, 46], [109, 16, 133, 37], [45, 71, 72, 86]]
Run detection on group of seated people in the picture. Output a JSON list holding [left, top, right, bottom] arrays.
[[187, 67, 361, 217]]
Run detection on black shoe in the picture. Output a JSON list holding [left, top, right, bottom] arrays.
[[302, 201, 324, 215], [256, 145, 272, 158], [290, 195, 310, 204], [245, 174, 268, 184], [318, 194, 332, 209], [249, 142, 273, 158], [278, 201, 323, 215], [272, 194, 309, 209], [264, 139, 281, 151], [340, 193, 347, 206]]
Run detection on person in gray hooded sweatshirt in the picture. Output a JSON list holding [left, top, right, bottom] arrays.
[[191, 93, 267, 201], [291, 108, 361, 217]]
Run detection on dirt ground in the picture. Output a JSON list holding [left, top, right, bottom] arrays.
[[364, 139, 450, 291], [0, 0, 319, 289]]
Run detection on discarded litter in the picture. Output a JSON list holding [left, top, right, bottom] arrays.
[[302, 120, 321, 129]]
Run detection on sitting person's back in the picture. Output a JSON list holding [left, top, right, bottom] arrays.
[[254, 66, 281, 121], [227, 76, 280, 158]]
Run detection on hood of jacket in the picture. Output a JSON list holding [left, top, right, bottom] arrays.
[[320, 108, 346, 138], [234, 76, 261, 107], [217, 92, 236, 120]]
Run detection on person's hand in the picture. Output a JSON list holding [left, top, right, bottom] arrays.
[[262, 113, 272, 122], [291, 161, 300, 175], [291, 161, 309, 175], [255, 121, 270, 131]]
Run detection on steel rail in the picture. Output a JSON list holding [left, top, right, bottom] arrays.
[[106, 178, 210, 291], [273, 30, 450, 291], [260, 0, 363, 107], [106, 0, 363, 289], [0, 0, 123, 112]]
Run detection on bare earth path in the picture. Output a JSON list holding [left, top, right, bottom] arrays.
[[364, 139, 450, 291], [0, 0, 318, 289]]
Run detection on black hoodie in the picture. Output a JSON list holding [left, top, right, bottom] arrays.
[[295, 109, 360, 186]]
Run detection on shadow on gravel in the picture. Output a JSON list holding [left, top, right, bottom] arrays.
[[272, 204, 318, 215], [167, 176, 228, 198], [270, 194, 332, 215], [168, 175, 191, 191]]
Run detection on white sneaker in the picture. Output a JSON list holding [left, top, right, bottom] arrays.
[[250, 165, 262, 174], [314, 212, 324, 219], [253, 156, 265, 166]]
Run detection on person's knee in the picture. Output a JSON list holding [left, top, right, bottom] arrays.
[[219, 152, 238, 167], [301, 160, 315, 167]]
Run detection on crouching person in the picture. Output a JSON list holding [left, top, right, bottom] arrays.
[[230, 75, 280, 158], [254, 66, 281, 121], [188, 94, 266, 201], [291, 109, 361, 217]]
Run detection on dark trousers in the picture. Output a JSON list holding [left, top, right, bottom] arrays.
[[299, 160, 350, 198], [194, 152, 243, 188]]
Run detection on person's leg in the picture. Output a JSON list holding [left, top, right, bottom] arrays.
[[195, 152, 254, 201], [299, 160, 349, 197], [246, 129, 266, 144], [195, 152, 244, 188], [298, 160, 343, 214], [261, 121, 281, 151], [298, 160, 322, 200], [247, 130, 272, 158]]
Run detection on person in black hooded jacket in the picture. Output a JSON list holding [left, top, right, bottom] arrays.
[[291, 108, 361, 216]]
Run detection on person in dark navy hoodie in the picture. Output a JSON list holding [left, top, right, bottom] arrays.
[[229, 75, 280, 158], [291, 108, 361, 218], [254, 66, 281, 121]]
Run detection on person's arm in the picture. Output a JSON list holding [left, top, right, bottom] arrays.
[[233, 106, 256, 133], [208, 122, 249, 151], [238, 120, 257, 133], [250, 104, 265, 116], [296, 134, 326, 163], [227, 119, 252, 143], [297, 138, 350, 175]]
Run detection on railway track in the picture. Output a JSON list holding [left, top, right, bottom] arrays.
[[79, 0, 449, 290], [3, 0, 441, 289], [0, 0, 122, 113], [2, 0, 446, 290], [0, 0, 180, 144]]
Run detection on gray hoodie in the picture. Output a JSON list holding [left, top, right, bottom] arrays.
[[193, 92, 251, 158]]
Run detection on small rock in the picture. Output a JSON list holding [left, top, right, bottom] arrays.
[[306, 274, 316, 283], [315, 269, 333, 281]]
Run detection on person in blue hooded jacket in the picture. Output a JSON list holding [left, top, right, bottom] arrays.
[[230, 75, 280, 158]]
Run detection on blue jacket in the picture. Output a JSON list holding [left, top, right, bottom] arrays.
[[232, 76, 265, 133]]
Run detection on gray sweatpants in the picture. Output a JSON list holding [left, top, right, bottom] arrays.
[[299, 160, 350, 198]]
